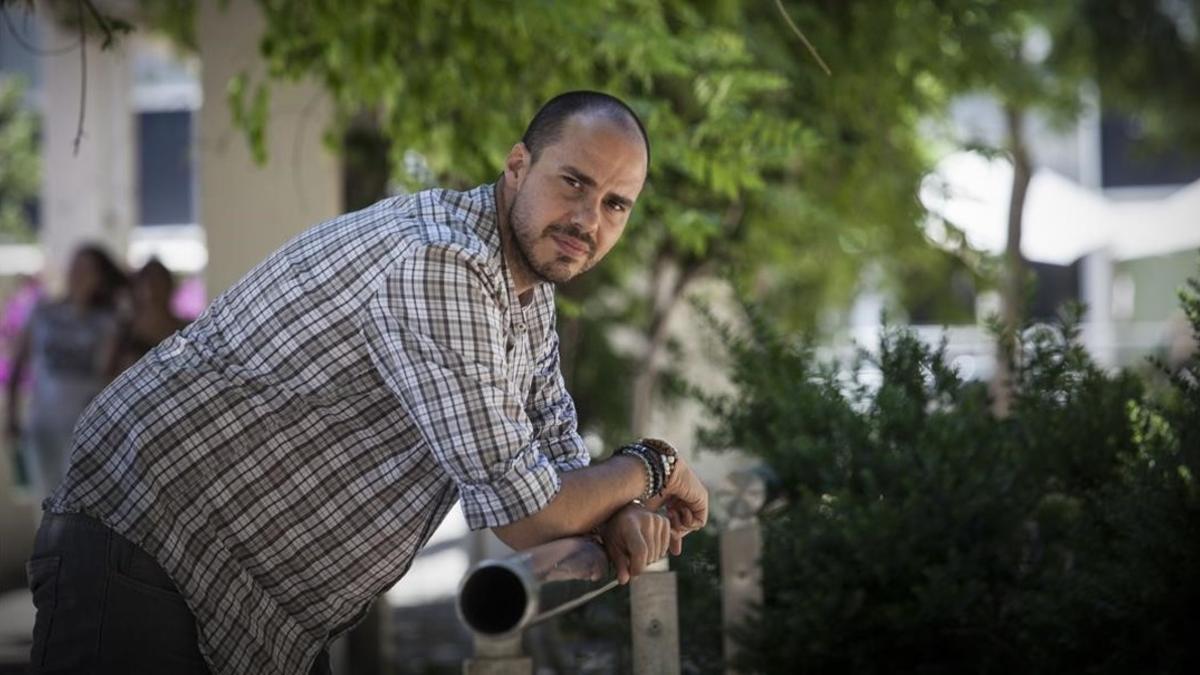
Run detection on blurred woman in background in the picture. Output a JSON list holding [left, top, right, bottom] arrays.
[[5, 245, 125, 502], [105, 258, 187, 377]]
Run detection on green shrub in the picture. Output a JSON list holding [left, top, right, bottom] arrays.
[[693, 276, 1200, 673]]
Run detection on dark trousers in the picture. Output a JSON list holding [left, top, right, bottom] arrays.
[[27, 512, 332, 674]]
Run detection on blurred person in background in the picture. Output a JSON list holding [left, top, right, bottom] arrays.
[[1, 274, 42, 486], [0, 274, 42, 380], [105, 259, 188, 377], [5, 245, 125, 502]]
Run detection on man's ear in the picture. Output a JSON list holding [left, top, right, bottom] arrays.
[[504, 142, 531, 187]]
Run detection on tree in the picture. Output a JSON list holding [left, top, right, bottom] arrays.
[[0, 77, 37, 242], [130, 0, 1197, 436], [924, 1, 1200, 413], [232, 0, 807, 437], [229, 0, 1020, 440]]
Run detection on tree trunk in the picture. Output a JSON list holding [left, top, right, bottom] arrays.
[[630, 254, 715, 437], [991, 104, 1032, 417], [630, 257, 680, 437], [630, 204, 739, 437]]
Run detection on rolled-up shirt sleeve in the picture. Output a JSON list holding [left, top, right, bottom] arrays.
[[526, 326, 590, 473], [362, 245, 561, 530]]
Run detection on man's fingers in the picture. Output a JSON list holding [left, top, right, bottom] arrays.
[[676, 504, 694, 529], [667, 504, 688, 530], [612, 548, 631, 585], [669, 529, 683, 556], [647, 516, 660, 563], [627, 535, 648, 578], [688, 502, 701, 528], [681, 500, 707, 529], [669, 497, 697, 526], [603, 497, 709, 584], [653, 515, 669, 562], [666, 509, 682, 531], [670, 501, 700, 531], [661, 517, 671, 560]]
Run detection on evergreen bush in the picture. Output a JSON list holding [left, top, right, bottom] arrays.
[[689, 274, 1200, 673]]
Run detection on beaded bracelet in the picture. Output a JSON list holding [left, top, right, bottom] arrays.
[[617, 440, 677, 500], [618, 445, 660, 501], [639, 438, 678, 488]]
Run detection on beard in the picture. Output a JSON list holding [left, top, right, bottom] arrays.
[[507, 190, 597, 285]]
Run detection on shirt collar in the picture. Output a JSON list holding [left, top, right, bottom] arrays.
[[461, 181, 502, 261], [459, 180, 539, 309]]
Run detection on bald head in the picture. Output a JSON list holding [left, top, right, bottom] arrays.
[[521, 91, 650, 168]]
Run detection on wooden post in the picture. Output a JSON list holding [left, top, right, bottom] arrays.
[[720, 522, 762, 674], [717, 469, 768, 675], [630, 558, 681, 675], [462, 635, 532, 675]]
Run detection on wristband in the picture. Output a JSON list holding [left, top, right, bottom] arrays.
[[617, 440, 677, 499], [636, 438, 678, 492], [618, 445, 659, 501]]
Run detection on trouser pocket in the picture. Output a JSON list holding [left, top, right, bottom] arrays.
[[100, 539, 209, 673], [26, 555, 62, 668]]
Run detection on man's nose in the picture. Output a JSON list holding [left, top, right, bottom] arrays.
[[573, 199, 601, 235]]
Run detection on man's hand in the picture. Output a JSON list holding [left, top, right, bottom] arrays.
[[645, 455, 708, 555], [598, 503, 670, 585]]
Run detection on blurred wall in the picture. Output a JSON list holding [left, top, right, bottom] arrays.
[[40, 16, 135, 294], [196, 0, 341, 299]]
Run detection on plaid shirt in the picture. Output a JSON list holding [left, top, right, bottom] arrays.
[[47, 183, 591, 675]]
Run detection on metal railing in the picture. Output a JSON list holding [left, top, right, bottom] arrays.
[[456, 466, 773, 674], [457, 537, 680, 675]]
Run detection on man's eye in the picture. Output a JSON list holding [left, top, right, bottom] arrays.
[[607, 201, 626, 213], [563, 176, 582, 189]]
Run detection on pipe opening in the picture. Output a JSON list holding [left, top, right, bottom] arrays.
[[458, 565, 528, 635]]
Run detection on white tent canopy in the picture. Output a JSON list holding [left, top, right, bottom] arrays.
[[922, 151, 1200, 264]]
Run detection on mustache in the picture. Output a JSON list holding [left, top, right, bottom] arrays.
[[545, 224, 596, 256]]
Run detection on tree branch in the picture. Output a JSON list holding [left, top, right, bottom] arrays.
[[73, 0, 86, 156], [80, 0, 119, 48], [773, 0, 832, 76]]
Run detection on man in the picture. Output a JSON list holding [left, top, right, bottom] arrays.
[[26, 91, 709, 674]]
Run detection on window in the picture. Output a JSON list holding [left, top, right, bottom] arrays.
[[138, 110, 194, 226]]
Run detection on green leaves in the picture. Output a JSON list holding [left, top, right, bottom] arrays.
[[693, 267, 1200, 673], [226, 72, 271, 165], [0, 77, 38, 243], [141, 0, 1198, 447]]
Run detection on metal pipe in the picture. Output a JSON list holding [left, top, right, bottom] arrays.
[[457, 536, 616, 639]]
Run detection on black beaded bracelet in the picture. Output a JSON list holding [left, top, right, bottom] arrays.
[[618, 445, 657, 501], [643, 445, 665, 496], [617, 443, 663, 499], [638, 437, 676, 487]]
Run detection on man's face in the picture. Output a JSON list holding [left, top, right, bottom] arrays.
[[506, 115, 647, 285]]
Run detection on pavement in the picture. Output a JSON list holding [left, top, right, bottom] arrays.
[[0, 587, 32, 670]]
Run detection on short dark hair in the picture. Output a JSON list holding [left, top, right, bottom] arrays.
[[136, 258, 175, 293], [73, 243, 127, 310], [521, 91, 650, 167]]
